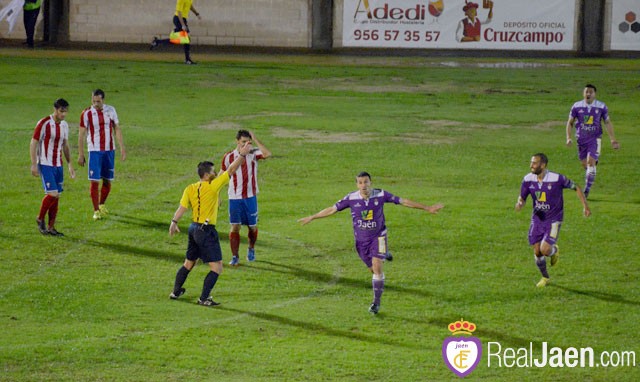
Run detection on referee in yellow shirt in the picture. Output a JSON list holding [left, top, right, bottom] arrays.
[[169, 142, 252, 306]]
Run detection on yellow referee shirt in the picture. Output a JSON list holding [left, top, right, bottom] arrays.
[[180, 171, 229, 224], [175, 0, 193, 19]]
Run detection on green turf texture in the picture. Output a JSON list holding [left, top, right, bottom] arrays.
[[0, 51, 638, 381]]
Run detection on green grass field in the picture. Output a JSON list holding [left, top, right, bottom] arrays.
[[0, 48, 639, 381]]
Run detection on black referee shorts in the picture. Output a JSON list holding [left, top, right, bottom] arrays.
[[186, 223, 222, 263]]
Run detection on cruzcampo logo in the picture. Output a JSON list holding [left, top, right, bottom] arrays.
[[442, 318, 482, 378]]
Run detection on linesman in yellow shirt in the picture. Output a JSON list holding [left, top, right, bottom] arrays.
[[151, 0, 202, 64], [169, 141, 252, 306]]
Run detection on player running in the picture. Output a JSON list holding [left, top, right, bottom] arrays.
[[515, 153, 590, 287], [565, 84, 620, 199]]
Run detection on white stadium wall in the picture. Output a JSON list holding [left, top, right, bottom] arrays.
[[1, 0, 638, 51], [0, 0, 312, 48]]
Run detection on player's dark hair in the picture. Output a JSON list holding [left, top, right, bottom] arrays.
[[93, 89, 106, 99], [236, 129, 251, 140], [356, 171, 371, 181], [533, 153, 548, 165], [53, 98, 69, 109], [197, 161, 214, 178], [585, 84, 597, 92]]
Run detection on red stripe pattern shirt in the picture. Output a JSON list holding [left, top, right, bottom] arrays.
[[32, 115, 68, 167], [221, 149, 264, 200], [79, 104, 119, 152]]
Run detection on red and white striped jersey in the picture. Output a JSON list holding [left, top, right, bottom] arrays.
[[221, 149, 265, 199], [79, 104, 119, 152], [32, 115, 69, 167]]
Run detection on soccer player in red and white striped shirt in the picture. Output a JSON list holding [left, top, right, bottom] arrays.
[[221, 130, 271, 265], [29, 98, 76, 236], [77, 89, 126, 221]]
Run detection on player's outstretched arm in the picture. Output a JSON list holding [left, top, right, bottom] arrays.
[[575, 186, 591, 217], [515, 196, 525, 211], [400, 198, 444, 214], [298, 206, 338, 225]]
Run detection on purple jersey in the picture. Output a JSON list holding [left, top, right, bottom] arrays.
[[569, 100, 609, 145], [335, 189, 401, 242], [520, 171, 576, 223]]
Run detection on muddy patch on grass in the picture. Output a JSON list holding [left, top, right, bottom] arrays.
[[271, 127, 377, 143], [201, 112, 304, 130]]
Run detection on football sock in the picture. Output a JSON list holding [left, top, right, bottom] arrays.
[[90, 182, 100, 211], [248, 228, 258, 248], [584, 165, 596, 195], [200, 271, 219, 301], [549, 245, 558, 257], [48, 197, 59, 228], [100, 181, 112, 204], [372, 273, 385, 305], [174, 266, 190, 293], [535, 256, 549, 278], [229, 232, 240, 257], [38, 194, 56, 221]]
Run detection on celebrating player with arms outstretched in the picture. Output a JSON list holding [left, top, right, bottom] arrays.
[[299, 171, 443, 314]]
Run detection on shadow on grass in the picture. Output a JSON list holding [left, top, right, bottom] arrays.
[[65, 236, 183, 261], [253, 260, 436, 299], [551, 284, 640, 306], [219, 306, 421, 349], [109, 213, 168, 231]]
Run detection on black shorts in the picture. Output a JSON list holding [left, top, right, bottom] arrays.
[[186, 223, 222, 263]]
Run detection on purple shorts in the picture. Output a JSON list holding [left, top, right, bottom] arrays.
[[577, 138, 601, 162], [528, 219, 562, 246], [355, 235, 388, 268]]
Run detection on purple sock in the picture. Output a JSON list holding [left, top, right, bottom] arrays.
[[372, 278, 384, 305], [536, 256, 549, 278], [584, 166, 596, 195]]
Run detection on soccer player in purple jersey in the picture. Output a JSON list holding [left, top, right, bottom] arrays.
[[515, 153, 590, 288], [298, 171, 444, 314], [565, 84, 620, 199]]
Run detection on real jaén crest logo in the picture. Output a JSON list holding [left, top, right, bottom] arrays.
[[442, 318, 482, 378]]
